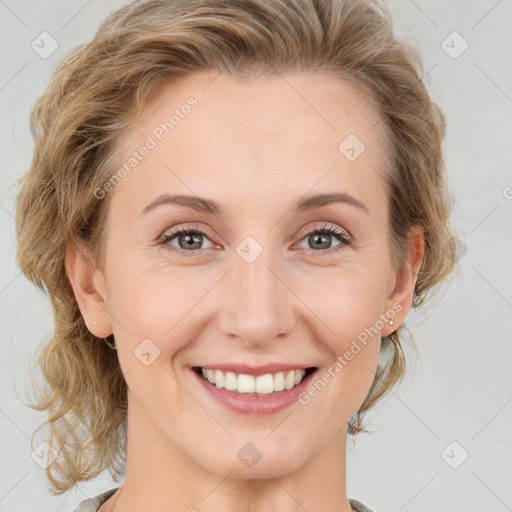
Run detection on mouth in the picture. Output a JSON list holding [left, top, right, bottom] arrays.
[[193, 366, 317, 395]]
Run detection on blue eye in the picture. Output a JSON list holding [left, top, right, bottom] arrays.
[[159, 223, 352, 257]]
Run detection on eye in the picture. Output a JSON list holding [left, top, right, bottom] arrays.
[[296, 224, 352, 254], [159, 225, 215, 256]]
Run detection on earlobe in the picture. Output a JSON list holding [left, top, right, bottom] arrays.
[[64, 239, 112, 338], [382, 225, 425, 336]]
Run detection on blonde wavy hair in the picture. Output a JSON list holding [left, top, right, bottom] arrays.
[[14, 0, 456, 496]]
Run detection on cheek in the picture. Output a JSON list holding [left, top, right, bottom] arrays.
[[296, 270, 384, 402], [300, 267, 387, 345], [298, 289, 382, 425], [105, 256, 210, 370]]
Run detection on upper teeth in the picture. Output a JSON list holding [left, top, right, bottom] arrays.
[[200, 368, 307, 395]]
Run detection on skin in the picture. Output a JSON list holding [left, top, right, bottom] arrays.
[[66, 71, 424, 512]]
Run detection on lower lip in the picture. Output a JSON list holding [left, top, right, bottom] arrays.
[[192, 368, 317, 415]]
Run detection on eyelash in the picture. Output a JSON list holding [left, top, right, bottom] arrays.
[[158, 223, 352, 257]]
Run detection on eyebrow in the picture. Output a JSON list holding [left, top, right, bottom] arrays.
[[140, 192, 368, 217]]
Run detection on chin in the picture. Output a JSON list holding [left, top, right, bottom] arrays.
[[193, 436, 311, 480]]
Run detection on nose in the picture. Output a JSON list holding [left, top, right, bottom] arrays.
[[216, 241, 296, 348]]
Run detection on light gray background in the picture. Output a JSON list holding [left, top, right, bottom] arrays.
[[1, 1, 511, 511]]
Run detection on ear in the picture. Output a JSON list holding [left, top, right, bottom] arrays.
[[64, 239, 112, 338], [382, 224, 424, 336]]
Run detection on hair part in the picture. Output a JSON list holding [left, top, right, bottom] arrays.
[[15, 0, 456, 495]]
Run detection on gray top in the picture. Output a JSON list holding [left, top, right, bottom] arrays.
[[72, 488, 118, 512], [72, 487, 376, 511]]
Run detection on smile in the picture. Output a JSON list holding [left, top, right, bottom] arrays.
[[194, 367, 317, 395]]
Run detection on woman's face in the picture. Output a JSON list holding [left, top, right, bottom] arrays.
[[74, 71, 421, 479]]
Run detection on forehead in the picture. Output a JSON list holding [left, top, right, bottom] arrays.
[[109, 70, 389, 220]]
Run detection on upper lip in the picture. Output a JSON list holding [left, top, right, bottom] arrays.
[[193, 363, 316, 376]]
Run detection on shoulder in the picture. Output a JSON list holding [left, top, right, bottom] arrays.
[[349, 498, 377, 512], [71, 487, 120, 512]]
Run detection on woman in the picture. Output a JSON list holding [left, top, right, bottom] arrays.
[[15, 0, 456, 510]]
